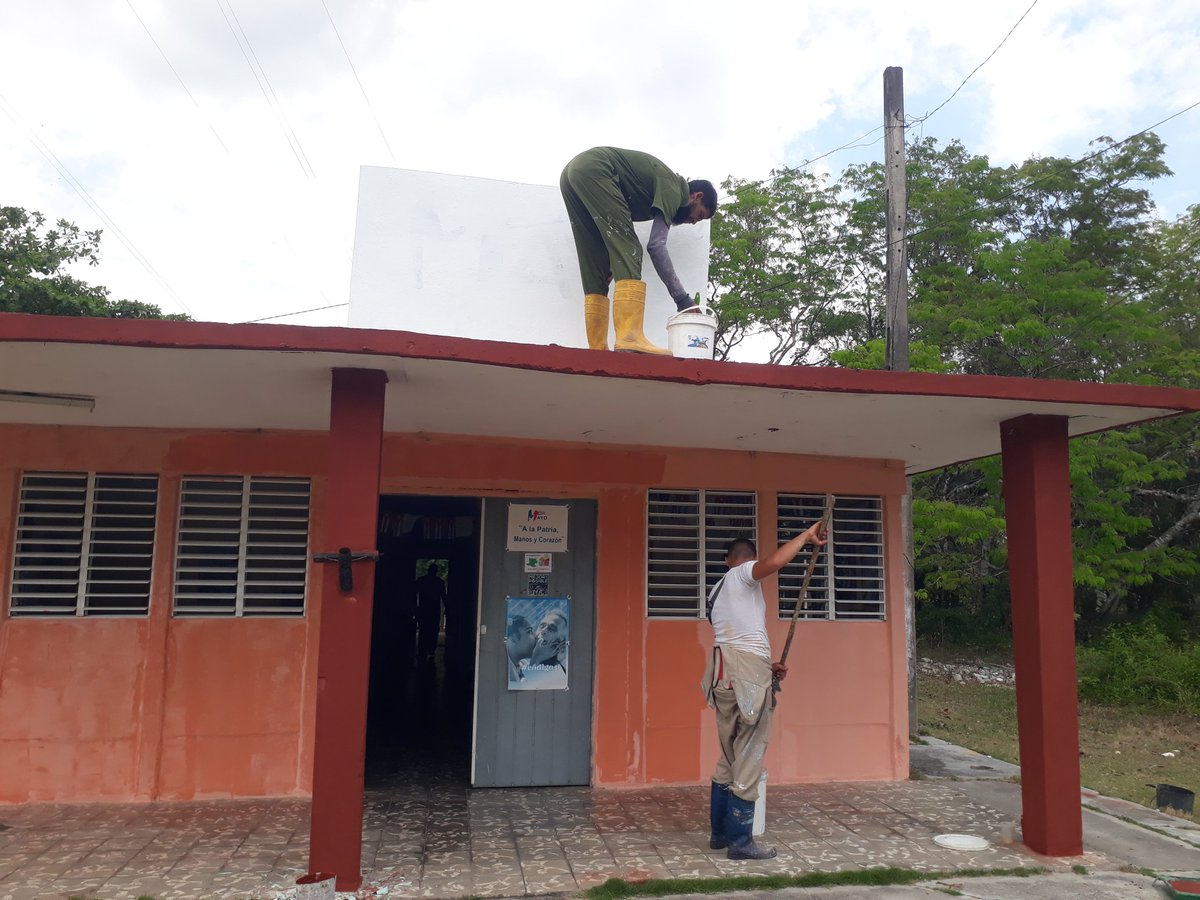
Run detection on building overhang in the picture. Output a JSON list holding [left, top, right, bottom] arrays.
[[3, 314, 1199, 475]]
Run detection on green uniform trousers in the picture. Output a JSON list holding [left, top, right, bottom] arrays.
[[560, 149, 645, 295]]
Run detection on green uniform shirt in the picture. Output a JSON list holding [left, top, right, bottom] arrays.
[[592, 147, 690, 223]]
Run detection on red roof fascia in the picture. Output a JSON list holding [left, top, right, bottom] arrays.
[[2, 312, 1199, 412]]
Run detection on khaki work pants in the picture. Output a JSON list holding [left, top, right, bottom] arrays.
[[708, 648, 775, 802]]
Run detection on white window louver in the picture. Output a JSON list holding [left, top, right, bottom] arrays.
[[777, 493, 886, 621], [173, 476, 310, 617], [9, 472, 158, 617], [646, 489, 757, 618]]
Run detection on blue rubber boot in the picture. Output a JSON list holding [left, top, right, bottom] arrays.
[[725, 793, 776, 860], [709, 781, 731, 849]]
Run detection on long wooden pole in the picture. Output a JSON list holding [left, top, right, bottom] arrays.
[[884, 66, 918, 733], [884, 66, 908, 373], [777, 493, 834, 682]]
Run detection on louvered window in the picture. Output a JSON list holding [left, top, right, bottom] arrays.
[[9, 472, 158, 617], [646, 489, 757, 618], [173, 476, 311, 617], [777, 493, 885, 621]]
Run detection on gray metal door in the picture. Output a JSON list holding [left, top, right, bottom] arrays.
[[472, 498, 596, 787]]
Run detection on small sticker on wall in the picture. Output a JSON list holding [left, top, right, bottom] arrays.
[[526, 575, 549, 596], [523, 553, 552, 573]]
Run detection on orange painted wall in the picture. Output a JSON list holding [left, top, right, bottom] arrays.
[[0, 422, 909, 803], [0, 427, 325, 803]]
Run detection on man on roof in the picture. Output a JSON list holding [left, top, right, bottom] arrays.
[[560, 147, 717, 355]]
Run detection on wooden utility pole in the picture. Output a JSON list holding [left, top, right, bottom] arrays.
[[884, 66, 908, 371], [884, 66, 917, 733]]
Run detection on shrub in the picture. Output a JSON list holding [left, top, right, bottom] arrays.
[[918, 603, 1010, 651], [1077, 619, 1200, 714]]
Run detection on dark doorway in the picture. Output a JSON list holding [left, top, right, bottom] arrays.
[[366, 495, 481, 787]]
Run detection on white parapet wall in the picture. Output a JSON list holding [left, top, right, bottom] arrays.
[[347, 166, 711, 349]]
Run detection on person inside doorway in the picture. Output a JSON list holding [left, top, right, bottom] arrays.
[[560, 146, 717, 355], [703, 522, 825, 860], [415, 563, 447, 666]]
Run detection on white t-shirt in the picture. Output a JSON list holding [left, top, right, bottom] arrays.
[[708, 560, 771, 660]]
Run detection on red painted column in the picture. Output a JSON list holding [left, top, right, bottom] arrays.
[[308, 368, 387, 890], [1000, 414, 1083, 857]]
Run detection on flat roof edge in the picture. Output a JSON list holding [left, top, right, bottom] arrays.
[[2, 313, 1198, 413]]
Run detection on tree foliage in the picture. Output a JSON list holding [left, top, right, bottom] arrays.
[[0, 206, 185, 319], [709, 134, 1200, 635]]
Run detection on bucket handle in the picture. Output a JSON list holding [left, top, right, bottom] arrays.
[[677, 304, 715, 317]]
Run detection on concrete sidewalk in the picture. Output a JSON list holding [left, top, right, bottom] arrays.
[[1, 739, 1198, 898], [911, 735, 1200, 868], [646, 871, 1167, 899], [0, 779, 1049, 899]]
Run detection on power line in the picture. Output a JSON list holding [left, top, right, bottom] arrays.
[[727, 0, 1040, 202], [0, 93, 193, 317], [242, 302, 348, 323], [124, 0, 231, 154], [318, 0, 395, 161], [216, 0, 315, 179], [728, 98, 1200, 304], [909, 0, 1040, 126], [726, 126, 886, 198], [895, 98, 1200, 250]]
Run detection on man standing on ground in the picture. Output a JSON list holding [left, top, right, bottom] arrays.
[[415, 563, 447, 666], [560, 147, 717, 355], [704, 524, 826, 860]]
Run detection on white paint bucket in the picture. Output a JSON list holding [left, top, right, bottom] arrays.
[[753, 770, 767, 836], [665, 306, 718, 360], [295, 872, 336, 900]]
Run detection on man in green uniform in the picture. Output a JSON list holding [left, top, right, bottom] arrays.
[[560, 147, 717, 355]]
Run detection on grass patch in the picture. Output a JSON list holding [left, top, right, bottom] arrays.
[[1120, 864, 1159, 877], [583, 866, 1048, 899], [1072, 864, 1088, 875], [917, 675, 1200, 822]]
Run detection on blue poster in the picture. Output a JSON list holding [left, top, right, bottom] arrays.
[[505, 596, 569, 691]]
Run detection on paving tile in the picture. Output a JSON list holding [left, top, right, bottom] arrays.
[[0, 777, 1074, 899]]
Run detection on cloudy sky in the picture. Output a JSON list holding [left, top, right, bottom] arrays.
[[1, 0, 1197, 327]]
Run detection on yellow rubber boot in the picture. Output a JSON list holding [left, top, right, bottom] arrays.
[[584, 293, 610, 350], [613, 279, 671, 356]]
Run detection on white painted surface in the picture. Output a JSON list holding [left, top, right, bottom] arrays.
[[347, 167, 711, 348], [0, 342, 1184, 474]]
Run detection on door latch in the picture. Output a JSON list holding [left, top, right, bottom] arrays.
[[312, 547, 380, 592]]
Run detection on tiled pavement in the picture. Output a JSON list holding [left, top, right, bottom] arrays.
[[0, 777, 1090, 900]]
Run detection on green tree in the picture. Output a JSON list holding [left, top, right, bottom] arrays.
[[713, 135, 1200, 633], [708, 169, 868, 363], [0, 206, 185, 319]]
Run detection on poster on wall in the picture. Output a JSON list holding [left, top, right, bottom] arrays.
[[506, 504, 569, 552], [504, 596, 569, 691]]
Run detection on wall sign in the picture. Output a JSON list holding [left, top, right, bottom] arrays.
[[506, 504, 569, 552], [523, 553, 552, 573]]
